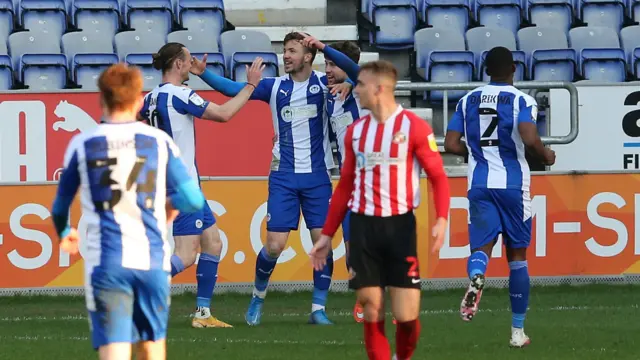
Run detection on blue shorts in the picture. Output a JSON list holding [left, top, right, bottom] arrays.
[[468, 188, 532, 250], [267, 171, 332, 232], [86, 266, 170, 350], [173, 199, 216, 236], [342, 211, 351, 242]]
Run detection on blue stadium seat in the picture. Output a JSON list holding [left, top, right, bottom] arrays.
[[414, 28, 474, 102], [72, 0, 120, 37], [517, 26, 576, 81], [73, 53, 118, 90], [178, 0, 225, 42], [230, 52, 278, 82], [527, 0, 573, 34], [0, 54, 13, 89], [465, 27, 525, 80], [62, 31, 115, 69], [126, 0, 173, 35], [631, 0, 640, 22], [114, 30, 166, 60], [168, 30, 218, 53], [21, 0, 67, 38], [186, 51, 224, 89], [20, 53, 68, 90], [0, 1, 13, 51], [8, 30, 61, 76], [422, 0, 470, 37], [125, 53, 161, 89], [367, 0, 418, 49], [580, 0, 624, 31], [220, 30, 272, 77], [476, 0, 522, 35], [569, 26, 626, 81], [619, 25, 640, 78]]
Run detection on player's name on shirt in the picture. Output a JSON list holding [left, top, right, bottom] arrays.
[[469, 93, 515, 105], [85, 136, 155, 152]]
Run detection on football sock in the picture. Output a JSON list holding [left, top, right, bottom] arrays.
[[509, 260, 530, 328], [467, 251, 489, 279], [254, 247, 278, 298], [364, 320, 391, 360], [195, 253, 219, 308], [395, 319, 421, 360], [312, 251, 334, 311], [170, 254, 185, 277]]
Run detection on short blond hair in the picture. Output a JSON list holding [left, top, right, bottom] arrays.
[[358, 60, 398, 83], [98, 63, 143, 113]]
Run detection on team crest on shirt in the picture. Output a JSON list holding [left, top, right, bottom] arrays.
[[309, 85, 321, 94], [428, 133, 438, 152], [392, 131, 407, 144]]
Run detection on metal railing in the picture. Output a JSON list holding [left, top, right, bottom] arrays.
[[395, 81, 579, 146]]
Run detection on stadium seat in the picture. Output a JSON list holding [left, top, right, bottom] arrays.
[[167, 30, 218, 53], [476, 0, 522, 35], [62, 31, 115, 69], [631, 0, 640, 22], [20, 53, 68, 90], [569, 26, 626, 81], [72, 0, 120, 37], [126, 0, 173, 35], [619, 25, 640, 78], [580, 0, 624, 31], [114, 30, 166, 61], [527, 0, 573, 34], [414, 28, 474, 102], [8, 30, 61, 77], [231, 52, 279, 81], [178, 0, 225, 42], [20, 0, 67, 39], [0, 1, 13, 51], [219, 30, 273, 76], [0, 54, 13, 89], [465, 27, 525, 80], [422, 0, 470, 37], [73, 53, 118, 90], [125, 53, 161, 89], [367, 0, 418, 49], [185, 52, 225, 89], [517, 26, 576, 81]]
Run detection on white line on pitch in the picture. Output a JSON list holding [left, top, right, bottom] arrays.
[[553, 222, 581, 233]]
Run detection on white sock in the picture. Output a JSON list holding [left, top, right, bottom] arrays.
[[312, 304, 325, 313], [195, 307, 211, 318], [253, 288, 267, 299]]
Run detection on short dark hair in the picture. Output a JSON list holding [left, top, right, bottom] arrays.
[[329, 41, 361, 63], [485, 46, 514, 78], [152, 42, 187, 74], [359, 60, 398, 82], [283, 32, 317, 63]]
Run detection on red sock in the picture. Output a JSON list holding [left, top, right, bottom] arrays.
[[364, 320, 391, 360], [395, 319, 421, 360]]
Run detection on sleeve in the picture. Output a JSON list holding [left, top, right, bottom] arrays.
[[518, 95, 538, 124], [322, 125, 357, 237], [165, 139, 206, 213], [323, 46, 360, 82], [51, 141, 82, 239], [446, 98, 465, 133], [411, 115, 450, 220], [173, 90, 210, 118], [198, 69, 274, 103]]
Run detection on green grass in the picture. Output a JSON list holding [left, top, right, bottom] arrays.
[[0, 285, 638, 359]]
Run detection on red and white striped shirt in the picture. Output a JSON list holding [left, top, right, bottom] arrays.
[[322, 106, 450, 237]]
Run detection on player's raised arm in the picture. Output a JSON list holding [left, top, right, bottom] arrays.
[[165, 139, 206, 213], [517, 96, 556, 166], [191, 54, 273, 103], [444, 98, 469, 157], [51, 138, 82, 254], [302, 34, 360, 82]]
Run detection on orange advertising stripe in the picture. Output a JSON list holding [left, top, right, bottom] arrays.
[[1, 173, 640, 289]]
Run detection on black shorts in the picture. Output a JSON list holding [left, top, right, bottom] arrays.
[[348, 211, 420, 290]]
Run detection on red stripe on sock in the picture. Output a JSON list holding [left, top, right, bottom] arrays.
[[395, 319, 421, 360], [364, 320, 390, 360]]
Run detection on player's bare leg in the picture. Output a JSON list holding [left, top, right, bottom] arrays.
[[98, 342, 131, 360], [134, 340, 166, 360], [389, 287, 421, 360], [245, 231, 289, 326], [357, 287, 391, 360], [460, 241, 494, 322], [192, 225, 231, 328], [506, 246, 531, 348], [309, 228, 334, 325]]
